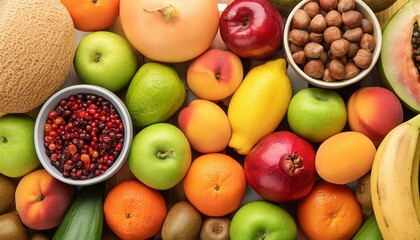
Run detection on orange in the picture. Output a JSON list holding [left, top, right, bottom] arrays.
[[103, 180, 167, 240], [297, 180, 363, 240], [60, 0, 120, 32], [182, 153, 247, 217]]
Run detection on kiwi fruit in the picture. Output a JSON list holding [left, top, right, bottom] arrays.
[[0, 212, 29, 240], [161, 201, 202, 240], [356, 171, 373, 217], [200, 217, 231, 240], [0, 174, 16, 214]]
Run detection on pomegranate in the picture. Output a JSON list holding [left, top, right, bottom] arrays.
[[244, 131, 316, 203]]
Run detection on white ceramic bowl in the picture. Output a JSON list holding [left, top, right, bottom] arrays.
[[283, 0, 382, 89], [34, 84, 133, 186]]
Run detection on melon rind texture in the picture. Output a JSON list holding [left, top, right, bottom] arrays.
[[0, 0, 76, 113]]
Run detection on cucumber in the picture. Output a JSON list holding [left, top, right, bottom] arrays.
[[52, 183, 105, 240], [352, 213, 383, 240]]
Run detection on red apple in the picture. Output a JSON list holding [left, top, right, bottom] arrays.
[[219, 0, 284, 60], [244, 131, 317, 203]]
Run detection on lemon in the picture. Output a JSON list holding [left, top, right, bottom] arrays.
[[227, 58, 292, 155], [125, 62, 186, 129]]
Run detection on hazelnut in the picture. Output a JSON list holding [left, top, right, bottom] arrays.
[[325, 10, 343, 27], [337, 0, 356, 13], [289, 43, 303, 53], [330, 38, 350, 57], [353, 48, 373, 69], [292, 50, 307, 65], [342, 10, 363, 28], [309, 32, 324, 43], [304, 42, 324, 58], [344, 62, 360, 79], [324, 26, 342, 44], [360, 33, 376, 51], [309, 14, 327, 33], [303, 1, 320, 18], [293, 9, 311, 30], [361, 18, 374, 33], [319, 51, 329, 64], [343, 27, 363, 42], [304, 59, 325, 79], [328, 59, 345, 80], [319, 0, 338, 11], [323, 68, 335, 82], [347, 42, 360, 58], [289, 29, 309, 46]]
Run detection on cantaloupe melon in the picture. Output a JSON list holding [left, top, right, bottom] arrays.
[[0, 0, 76, 113]]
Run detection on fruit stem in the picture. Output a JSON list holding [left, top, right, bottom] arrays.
[[157, 150, 175, 159], [143, 4, 177, 20], [37, 194, 45, 202], [223, 16, 250, 27], [93, 52, 102, 63], [0, 136, 6, 143], [282, 152, 304, 176]]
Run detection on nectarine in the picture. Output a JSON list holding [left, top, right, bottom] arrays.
[[187, 49, 243, 101], [178, 99, 231, 153], [15, 169, 75, 230], [347, 86, 404, 146]]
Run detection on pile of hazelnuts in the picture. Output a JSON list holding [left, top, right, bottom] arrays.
[[288, 0, 376, 81]]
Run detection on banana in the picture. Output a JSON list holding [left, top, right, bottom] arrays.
[[370, 114, 420, 240]]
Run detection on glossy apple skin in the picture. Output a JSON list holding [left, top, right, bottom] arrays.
[[244, 131, 316, 203], [219, 0, 283, 60], [128, 123, 192, 190], [230, 200, 298, 240], [74, 31, 138, 92], [287, 88, 347, 143]]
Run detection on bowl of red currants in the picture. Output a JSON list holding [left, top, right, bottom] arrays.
[[34, 84, 133, 186]]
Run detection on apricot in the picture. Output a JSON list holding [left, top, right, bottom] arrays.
[[178, 99, 231, 153], [347, 86, 403, 146], [315, 131, 376, 185], [187, 49, 243, 101], [15, 169, 75, 230]]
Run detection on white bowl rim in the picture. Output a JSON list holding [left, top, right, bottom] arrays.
[[283, 0, 383, 89], [34, 84, 133, 186]]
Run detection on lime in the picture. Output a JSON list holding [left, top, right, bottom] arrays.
[[125, 62, 186, 129]]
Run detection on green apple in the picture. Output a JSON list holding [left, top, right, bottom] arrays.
[[287, 87, 347, 143], [128, 123, 192, 190], [230, 200, 297, 240], [0, 114, 39, 178], [74, 31, 138, 92]]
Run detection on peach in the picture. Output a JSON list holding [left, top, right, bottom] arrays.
[[187, 48, 243, 101], [347, 86, 404, 146], [178, 99, 231, 153], [15, 169, 75, 230]]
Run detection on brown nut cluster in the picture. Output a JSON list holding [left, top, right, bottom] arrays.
[[289, 0, 376, 82]]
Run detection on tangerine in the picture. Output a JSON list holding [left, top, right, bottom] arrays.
[[297, 180, 363, 240], [103, 180, 167, 240], [60, 0, 120, 32], [182, 153, 247, 217]]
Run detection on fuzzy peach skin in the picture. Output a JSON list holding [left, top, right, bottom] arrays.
[[187, 48, 243, 101], [178, 99, 231, 153], [15, 169, 75, 230], [347, 86, 404, 146]]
